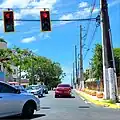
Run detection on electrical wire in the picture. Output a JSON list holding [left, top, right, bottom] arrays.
[[0, 18, 96, 22], [82, 0, 97, 47], [83, 24, 99, 60]]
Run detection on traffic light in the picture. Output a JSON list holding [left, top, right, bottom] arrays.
[[3, 11, 14, 32], [40, 10, 51, 32]]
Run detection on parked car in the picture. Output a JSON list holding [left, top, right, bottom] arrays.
[[55, 84, 72, 98], [26, 85, 44, 98], [39, 85, 48, 94], [13, 85, 27, 93], [0, 81, 40, 119]]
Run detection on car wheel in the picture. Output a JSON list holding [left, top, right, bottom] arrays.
[[22, 102, 35, 119], [55, 95, 58, 98], [38, 95, 41, 98]]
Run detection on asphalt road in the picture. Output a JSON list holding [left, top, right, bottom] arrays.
[[2, 90, 120, 120]]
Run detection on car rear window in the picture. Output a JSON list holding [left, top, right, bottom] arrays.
[[58, 84, 70, 87]]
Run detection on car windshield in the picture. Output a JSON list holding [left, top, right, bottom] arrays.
[[58, 84, 70, 87], [14, 85, 24, 90], [26, 86, 39, 90]]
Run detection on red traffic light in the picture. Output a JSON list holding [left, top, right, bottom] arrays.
[[40, 10, 51, 32], [5, 13, 10, 19], [42, 12, 48, 18], [3, 11, 14, 32]]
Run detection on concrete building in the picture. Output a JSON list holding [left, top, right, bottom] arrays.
[[0, 39, 19, 82], [0, 39, 7, 49]]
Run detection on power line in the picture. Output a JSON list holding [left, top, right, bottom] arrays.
[[82, 0, 97, 47], [0, 18, 96, 22], [83, 24, 99, 60]]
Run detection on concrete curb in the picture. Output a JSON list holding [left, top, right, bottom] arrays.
[[75, 89, 120, 109]]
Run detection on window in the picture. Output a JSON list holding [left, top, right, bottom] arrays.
[[0, 83, 16, 93], [58, 84, 70, 87], [13, 69, 16, 74]]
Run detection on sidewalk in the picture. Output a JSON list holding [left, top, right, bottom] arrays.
[[75, 89, 120, 109]]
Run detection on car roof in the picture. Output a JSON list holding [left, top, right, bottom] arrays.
[[58, 84, 70, 86], [0, 81, 17, 89]]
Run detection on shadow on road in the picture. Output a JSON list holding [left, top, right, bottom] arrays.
[[40, 107, 51, 109], [0, 114, 46, 120], [55, 96, 75, 98]]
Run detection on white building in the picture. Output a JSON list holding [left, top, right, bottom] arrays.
[[0, 39, 19, 82]]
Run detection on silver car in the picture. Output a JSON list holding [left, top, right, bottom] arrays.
[[0, 81, 40, 119], [26, 85, 44, 98]]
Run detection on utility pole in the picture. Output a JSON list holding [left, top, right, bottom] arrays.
[[19, 56, 22, 85], [73, 62, 75, 88], [100, 0, 118, 101], [75, 45, 78, 88], [78, 54, 80, 84], [71, 73, 73, 87], [80, 25, 84, 90]]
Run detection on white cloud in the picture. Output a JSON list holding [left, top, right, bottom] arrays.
[[59, 14, 74, 25], [59, 6, 99, 25], [79, 2, 88, 8], [21, 36, 36, 43], [0, 0, 30, 8], [38, 33, 51, 40], [0, 0, 58, 25], [108, 0, 120, 7]]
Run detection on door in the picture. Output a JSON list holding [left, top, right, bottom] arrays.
[[0, 82, 21, 117]]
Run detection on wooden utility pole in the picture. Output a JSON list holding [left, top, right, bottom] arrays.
[[73, 62, 75, 88], [80, 25, 84, 89], [100, 0, 118, 101], [75, 45, 78, 88]]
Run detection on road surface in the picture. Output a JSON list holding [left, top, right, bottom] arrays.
[[2, 90, 120, 120]]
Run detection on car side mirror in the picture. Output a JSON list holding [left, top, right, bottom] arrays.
[[71, 86, 73, 89], [15, 89, 21, 94]]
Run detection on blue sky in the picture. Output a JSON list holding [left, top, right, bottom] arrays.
[[0, 0, 120, 84]]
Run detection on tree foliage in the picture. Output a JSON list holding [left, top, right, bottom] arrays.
[[0, 43, 64, 88], [91, 44, 120, 80]]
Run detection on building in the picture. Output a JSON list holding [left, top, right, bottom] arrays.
[[0, 39, 19, 82]]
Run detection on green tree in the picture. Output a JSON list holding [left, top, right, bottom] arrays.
[[92, 44, 120, 80], [92, 44, 103, 80], [0, 39, 64, 88], [84, 69, 90, 81]]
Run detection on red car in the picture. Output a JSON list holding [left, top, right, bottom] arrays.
[[55, 84, 73, 98]]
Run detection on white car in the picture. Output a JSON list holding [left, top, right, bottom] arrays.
[[0, 81, 40, 119], [26, 85, 44, 98]]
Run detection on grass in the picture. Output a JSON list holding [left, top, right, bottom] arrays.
[[76, 90, 120, 109]]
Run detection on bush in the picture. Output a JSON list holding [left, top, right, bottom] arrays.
[[96, 92, 103, 98], [91, 91, 96, 96]]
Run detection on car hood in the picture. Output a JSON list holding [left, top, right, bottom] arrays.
[[27, 89, 39, 92], [20, 92, 33, 95]]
